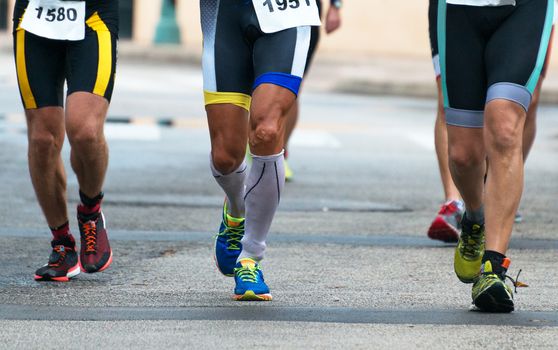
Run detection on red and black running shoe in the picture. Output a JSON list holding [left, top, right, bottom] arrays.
[[35, 237, 80, 282], [78, 205, 112, 273]]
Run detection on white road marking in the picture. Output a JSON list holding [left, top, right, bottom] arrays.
[[404, 130, 435, 151], [105, 124, 161, 141], [290, 130, 342, 148]]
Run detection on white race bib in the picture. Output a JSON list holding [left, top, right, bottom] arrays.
[[252, 0, 321, 34], [446, 0, 516, 6], [20, 0, 86, 41]]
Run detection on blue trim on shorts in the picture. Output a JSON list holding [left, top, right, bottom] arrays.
[[486, 83, 532, 112], [526, 0, 554, 93], [437, 0, 449, 108], [445, 108, 484, 128], [253, 72, 303, 96]]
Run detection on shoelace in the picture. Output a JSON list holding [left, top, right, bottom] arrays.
[[482, 269, 529, 293], [82, 221, 97, 253], [504, 269, 529, 293], [49, 245, 68, 267], [234, 265, 259, 283], [460, 226, 483, 259], [217, 224, 243, 250], [439, 202, 457, 215]]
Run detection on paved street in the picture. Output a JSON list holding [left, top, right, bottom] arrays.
[[1, 51, 557, 349]]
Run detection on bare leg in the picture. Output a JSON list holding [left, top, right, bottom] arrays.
[[249, 84, 295, 156], [206, 104, 249, 174], [284, 100, 299, 155], [435, 80, 461, 201], [522, 79, 542, 161], [447, 126, 486, 213], [483, 100, 526, 254], [65, 92, 109, 198], [26, 107, 68, 228]]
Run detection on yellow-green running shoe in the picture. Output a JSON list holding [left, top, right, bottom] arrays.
[[454, 214, 485, 283], [284, 158, 294, 182], [472, 259, 515, 313]]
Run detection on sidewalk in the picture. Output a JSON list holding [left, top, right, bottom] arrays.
[[3, 34, 558, 103]]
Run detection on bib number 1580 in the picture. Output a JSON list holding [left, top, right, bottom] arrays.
[[35, 6, 78, 22], [262, 0, 313, 12]]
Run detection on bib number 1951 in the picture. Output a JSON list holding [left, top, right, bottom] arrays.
[[262, 0, 313, 12], [20, 0, 86, 41], [253, 0, 321, 33]]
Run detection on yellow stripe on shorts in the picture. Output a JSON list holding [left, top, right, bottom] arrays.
[[204, 91, 252, 111], [86, 12, 112, 97], [16, 30, 37, 109]]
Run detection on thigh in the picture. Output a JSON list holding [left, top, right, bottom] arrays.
[[201, 0, 253, 111], [439, 3, 487, 127], [486, 0, 554, 108], [66, 11, 118, 102], [13, 29, 65, 109]]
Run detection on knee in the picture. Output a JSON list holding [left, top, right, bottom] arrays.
[[67, 120, 103, 149], [249, 104, 283, 149], [28, 130, 63, 155], [211, 148, 244, 175], [448, 143, 484, 170], [485, 102, 524, 153]]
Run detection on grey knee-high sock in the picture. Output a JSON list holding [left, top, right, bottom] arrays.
[[239, 151, 285, 261], [210, 156, 247, 218]]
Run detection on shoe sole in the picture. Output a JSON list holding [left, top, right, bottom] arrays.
[[233, 290, 273, 301], [34, 264, 80, 282], [474, 284, 514, 313], [79, 249, 113, 273], [428, 216, 459, 243]]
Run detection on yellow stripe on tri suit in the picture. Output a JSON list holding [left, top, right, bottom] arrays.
[[204, 91, 252, 111], [86, 12, 112, 97], [16, 30, 37, 109]]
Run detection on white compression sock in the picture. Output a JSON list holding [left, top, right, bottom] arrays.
[[210, 156, 247, 218], [239, 151, 285, 261]]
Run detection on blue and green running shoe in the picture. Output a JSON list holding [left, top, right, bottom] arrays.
[[233, 258, 272, 301], [214, 203, 244, 277]]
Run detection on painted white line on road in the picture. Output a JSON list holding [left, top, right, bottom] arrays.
[[290, 130, 341, 149], [105, 124, 161, 141]]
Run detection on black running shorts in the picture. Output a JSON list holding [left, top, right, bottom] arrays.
[[200, 0, 312, 111], [437, 0, 554, 127], [13, 0, 118, 109]]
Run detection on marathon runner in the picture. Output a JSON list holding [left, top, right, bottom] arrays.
[[200, 0, 319, 300], [427, 0, 555, 243], [13, 0, 118, 281], [437, 0, 553, 312]]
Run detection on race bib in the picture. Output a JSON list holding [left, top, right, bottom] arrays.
[[20, 0, 86, 41], [446, 0, 516, 6], [252, 0, 321, 34]]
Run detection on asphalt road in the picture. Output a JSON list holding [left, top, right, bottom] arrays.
[[1, 52, 557, 349]]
